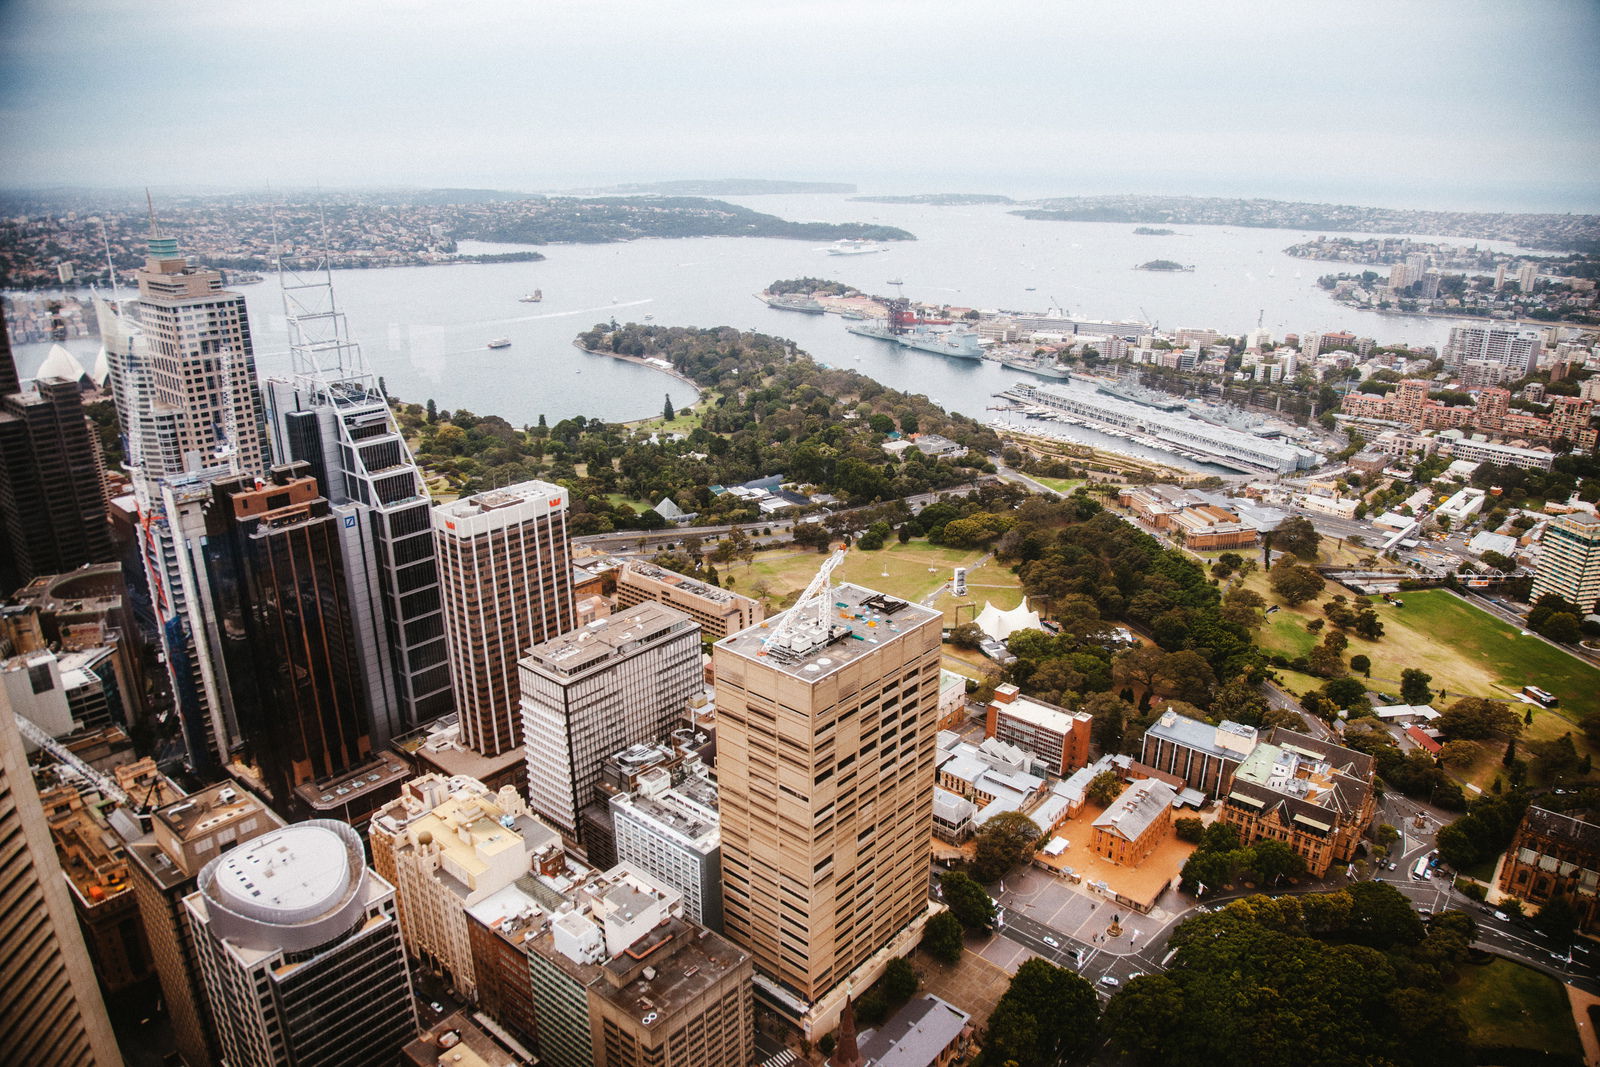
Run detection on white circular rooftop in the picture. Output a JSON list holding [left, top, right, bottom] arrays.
[[211, 824, 353, 925]]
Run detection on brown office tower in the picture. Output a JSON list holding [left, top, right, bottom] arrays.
[[200, 463, 372, 815], [713, 558, 943, 1038], [0, 304, 113, 591], [434, 481, 573, 765], [125, 782, 286, 1067], [0, 691, 123, 1065]]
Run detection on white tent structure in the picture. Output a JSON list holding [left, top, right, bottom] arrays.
[[974, 598, 1042, 642]]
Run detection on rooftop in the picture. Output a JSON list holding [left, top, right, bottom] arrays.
[[716, 581, 939, 681], [522, 601, 696, 679], [858, 995, 971, 1067], [1093, 779, 1178, 842], [211, 824, 351, 921], [1145, 710, 1258, 761], [622, 560, 752, 608]]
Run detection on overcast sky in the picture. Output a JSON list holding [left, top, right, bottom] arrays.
[[1, 0, 1596, 211]]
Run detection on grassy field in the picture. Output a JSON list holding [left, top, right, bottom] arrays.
[[1251, 579, 1600, 721], [735, 540, 990, 611], [942, 558, 1026, 626], [1446, 958, 1583, 1061], [1029, 475, 1086, 495]]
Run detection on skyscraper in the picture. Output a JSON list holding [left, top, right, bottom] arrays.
[[434, 481, 573, 771], [263, 259, 451, 747], [1531, 513, 1600, 615], [126, 781, 287, 1067], [184, 819, 417, 1067], [0, 691, 123, 1066], [518, 602, 702, 843], [713, 558, 943, 1036], [98, 224, 267, 772], [198, 463, 373, 814], [0, 304, 113, 591]]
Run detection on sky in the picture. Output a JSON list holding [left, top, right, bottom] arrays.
[[1, 0, 1597, 212]]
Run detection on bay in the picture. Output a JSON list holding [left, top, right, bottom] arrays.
[[9, 196, 1530, 437]]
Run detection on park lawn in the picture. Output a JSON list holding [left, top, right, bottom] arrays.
[[1249, 575, 1600, 722], [1450, 706, 1599, 795], [1030, 475, 1085, 494], [1446, 958, 1583, 1061], [941, 559, 1025, 626], [603, 492, 655, 514], [624, 394, 710, 434], [1370, 590, 1600, 721], [739, 540, 987, 611]]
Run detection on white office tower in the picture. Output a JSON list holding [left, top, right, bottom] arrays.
[[1442, 324, 1541, 378], [96, 233, 258, 771], [519, 602, 702, 844], [263, 255, 452, 747], [184, 820, 417, 1067]]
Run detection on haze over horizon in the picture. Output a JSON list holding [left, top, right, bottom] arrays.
[[1, 0, 1597, 215]]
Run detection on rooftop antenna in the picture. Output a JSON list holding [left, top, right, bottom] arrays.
[[145, 188, 159, 238], [96, 217, 124, 303]]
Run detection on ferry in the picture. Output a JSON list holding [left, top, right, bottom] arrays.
[[518, 289, 543, 303], [487, 337, 512, 349]]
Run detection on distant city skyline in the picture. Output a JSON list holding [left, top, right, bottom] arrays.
[[0, 0, 1596, 214]]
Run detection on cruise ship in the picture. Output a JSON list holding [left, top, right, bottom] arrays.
[[825, 239, 887, 256]]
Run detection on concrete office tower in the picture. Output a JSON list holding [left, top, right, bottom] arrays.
[[1531, 513, 1600, 615], [126, 782, 286, 1067], [200, 464, 372, 815], [523, 864, 754, 1067], [0, 305, 113, 591], [435, 481, 573, 769], [0, 695, 123, 1066], [714, 557, 944, 1037], [610, 764, 722, 931], [1442, 324, 1541, 377], [616, 559, 765, 640], [184, 820, 417, 1067], [262, 263, 450, 747], [368, 773, 565, 1000], [519, 602, 702, 842]]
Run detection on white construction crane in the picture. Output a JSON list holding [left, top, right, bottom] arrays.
[[763, 548, 845, 657], [12, 713, 131, 809]]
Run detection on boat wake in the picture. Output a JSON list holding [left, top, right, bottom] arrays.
[[489, 299, 655, 325]]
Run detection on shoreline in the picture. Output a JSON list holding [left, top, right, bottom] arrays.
[[571, 341, 706, 419]]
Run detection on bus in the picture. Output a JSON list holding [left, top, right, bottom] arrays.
[[1412, 858, 1431, 880], [1524, 686, 1559, 708]]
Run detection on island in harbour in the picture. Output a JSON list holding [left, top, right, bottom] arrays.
[[1132, 226, 1177, 235], [1136, 259, 1193, 272]]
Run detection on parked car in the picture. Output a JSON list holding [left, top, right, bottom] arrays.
[[1099, 975, 1120, 988]]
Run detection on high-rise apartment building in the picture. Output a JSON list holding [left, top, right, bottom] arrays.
[[1442, 324, 1541, 378], [184, 819, 417, 1067], [434, 481, 573, 770], [199, 464, 373, 814], [523, 864, 753, 1067], [369, 772, 565, 1000], [0, 305, 113, 591], [0, 695, 123, 1066], [519, 602, 702, 842], [263, 263, 450, 746], [616, 559, 764, 641], [1531, 514, 1600, 615], [126, 781, 287, 1067], [714, 567, 943, 1036]]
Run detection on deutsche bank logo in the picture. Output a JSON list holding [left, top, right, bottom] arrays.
[[344, 515, 357, 528]]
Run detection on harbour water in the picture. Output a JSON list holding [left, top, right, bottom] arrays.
[[8, 196, 1530, 436]]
